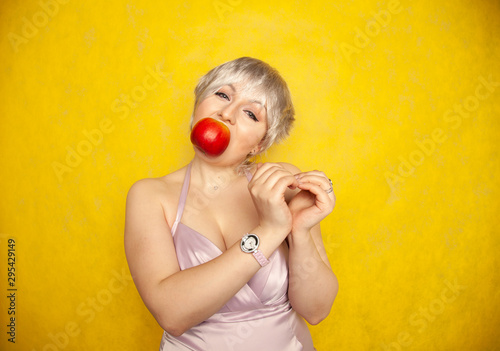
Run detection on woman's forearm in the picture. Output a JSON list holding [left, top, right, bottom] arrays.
[[154, 243, 258, 335], [287, 229, 338, 325], [148, 226, 285, 336]]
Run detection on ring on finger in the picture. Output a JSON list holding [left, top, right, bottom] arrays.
[[325, 178, 333, 194]]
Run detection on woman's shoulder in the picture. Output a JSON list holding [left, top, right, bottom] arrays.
[[127, 165, 188, 203]]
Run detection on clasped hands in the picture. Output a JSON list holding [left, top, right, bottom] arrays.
[[248, 163, 336, 238]]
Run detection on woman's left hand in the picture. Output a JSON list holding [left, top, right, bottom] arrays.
[[288, 170, 336, 234]]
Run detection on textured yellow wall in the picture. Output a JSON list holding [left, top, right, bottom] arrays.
[[1, 0, 499, 350]]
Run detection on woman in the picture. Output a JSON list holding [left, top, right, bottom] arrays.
[[124, 57, 338, 350]]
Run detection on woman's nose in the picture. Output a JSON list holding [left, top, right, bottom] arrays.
[[218, 104, 236, 124]]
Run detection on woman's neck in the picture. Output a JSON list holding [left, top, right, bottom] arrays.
[[189, 157, 245, 192]]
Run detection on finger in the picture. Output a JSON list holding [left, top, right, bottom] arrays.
[[264, 167, 299, 192], [252, 164, 299, 193], [294, 170, 327, 179], [252, 162, 282, 178], [295, 170, 329, 185], [296, 181, 336, 208], [249, 163, 277, 188], [251, 163, 284, 185], [295, 174, 332, 192], [253, 163, 292, 184], [271, 172, 299, 193]]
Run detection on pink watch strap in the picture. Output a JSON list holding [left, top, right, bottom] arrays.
[[252, 250, 269, 267]]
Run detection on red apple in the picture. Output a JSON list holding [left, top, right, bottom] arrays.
[[190, 118, 230, 157]]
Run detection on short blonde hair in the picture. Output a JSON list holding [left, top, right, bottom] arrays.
[[192, 57, 295, 157]]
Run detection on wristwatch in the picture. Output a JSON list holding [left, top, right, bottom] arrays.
[[240, 233, 269, 267]]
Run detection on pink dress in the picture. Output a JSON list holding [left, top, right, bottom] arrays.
[[159, 162, 316, 351]]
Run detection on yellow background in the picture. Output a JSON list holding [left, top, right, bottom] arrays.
[[1, 0, 499, 350]]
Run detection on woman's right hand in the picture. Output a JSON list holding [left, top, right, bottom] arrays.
[[248, 163, 299, 239]]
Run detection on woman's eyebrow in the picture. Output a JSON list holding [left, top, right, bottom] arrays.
[[250, 100, 267, 110], [226, 83, 266, 109]]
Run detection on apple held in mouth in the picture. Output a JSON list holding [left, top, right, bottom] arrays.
[[190, 118, 231, 157]]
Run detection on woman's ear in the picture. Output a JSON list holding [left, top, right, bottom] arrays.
[[253, 137, 268, 155], [252, 145, 264, 155]]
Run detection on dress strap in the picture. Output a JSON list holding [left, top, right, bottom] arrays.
[[244, 168, 253, 182], [171, 162, 192, 235]]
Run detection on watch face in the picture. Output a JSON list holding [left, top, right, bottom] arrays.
[[241, 234, 259, 253], [243, 237, 257, 250]]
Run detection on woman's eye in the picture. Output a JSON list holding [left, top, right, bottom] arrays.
[[215, 91, 229, 100], [245, 110, 258, 121]]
